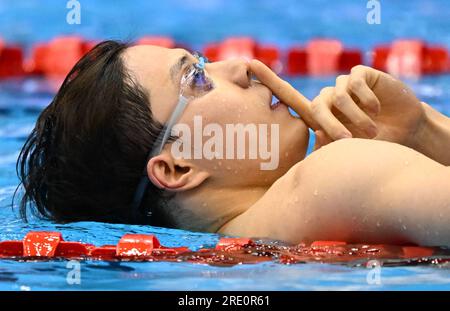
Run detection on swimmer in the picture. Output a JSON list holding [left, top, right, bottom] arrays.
[[16, 41, 450, 246]]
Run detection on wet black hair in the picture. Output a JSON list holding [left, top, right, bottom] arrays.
[[15, 40, 177, 227]]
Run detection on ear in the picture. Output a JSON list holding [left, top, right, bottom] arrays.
[[146, 153, 210, 191]]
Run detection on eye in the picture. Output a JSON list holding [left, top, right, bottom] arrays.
[[192, 69, 213, 90], [180, 52, 214, 98]]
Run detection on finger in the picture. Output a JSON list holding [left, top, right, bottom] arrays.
[[311, 87, 353, 140], [249, 59, 319, 130], [313, 129, 333, 151], [335, 75, 378, 138], [313, 130, 324, 151], [348, 67, 381, 115]]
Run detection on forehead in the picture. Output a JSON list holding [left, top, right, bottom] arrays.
[[123, 45, 173, 86], [122, 45, 187, 121]]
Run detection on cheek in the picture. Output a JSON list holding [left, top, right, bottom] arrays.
[[185, 93, 246, 124], [174, 92, 310, 180], [280, 119, 310, 163]]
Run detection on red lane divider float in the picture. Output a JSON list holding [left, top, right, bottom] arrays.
[[203, 37, 282, 73], [25, 36, 97, 78], [0, 231, 448, 266], [203, 37, 363, 76], [307, 39, 344, 76], [0, 36, 449, 80], [286, 46, 307, 75], [287, 39, 363, 76], [372, 39, 450, 78], [0, 38, 24, 79], [24, 35, 177, 80]]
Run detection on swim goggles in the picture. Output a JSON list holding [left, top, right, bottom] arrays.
[[131, 52, 214, 222]]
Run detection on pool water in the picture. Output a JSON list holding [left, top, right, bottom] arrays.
[[1, 0, 450, 290]]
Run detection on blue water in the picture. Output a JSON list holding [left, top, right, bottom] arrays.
[[1, 0, 450, 290]]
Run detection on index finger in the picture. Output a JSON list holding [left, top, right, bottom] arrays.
[[249, 59, 319, 130]]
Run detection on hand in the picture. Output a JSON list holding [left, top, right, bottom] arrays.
[[250, 61, 425, 151]]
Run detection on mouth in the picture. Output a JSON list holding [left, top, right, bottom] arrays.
[[270, 95, 287, 110], [250, 79, 287, 111]]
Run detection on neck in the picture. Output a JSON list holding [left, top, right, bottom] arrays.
[[176, 183, 268, 233]]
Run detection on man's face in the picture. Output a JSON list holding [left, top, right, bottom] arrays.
[[123, 45, 310, 186]]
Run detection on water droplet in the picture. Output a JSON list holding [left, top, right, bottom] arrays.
[[402, 225, 407, 230], [376, 221, 381, 227], [284, 152, 289, 157], [233, 170, 238, 174], [226, 166, 231, 170], [313, 189, 318, 196], [402, 88, 408, 94]]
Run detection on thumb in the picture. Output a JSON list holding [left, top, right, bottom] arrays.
[[313, 130, 333, 151]]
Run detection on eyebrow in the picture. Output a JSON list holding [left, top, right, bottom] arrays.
[[169, 53, 190, 86]]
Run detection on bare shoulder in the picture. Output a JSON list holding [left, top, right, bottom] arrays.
[[218, 138, 446, 244], [300, 137, 440, 173], [297, 137, 444, 206], [295, 138, 442, 188]]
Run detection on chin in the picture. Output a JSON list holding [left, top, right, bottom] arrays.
[[275, 120, 309, 174], [293, 117, 309, 153]]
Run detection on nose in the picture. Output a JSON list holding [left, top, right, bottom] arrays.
[[206, 58, 251, 89]]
